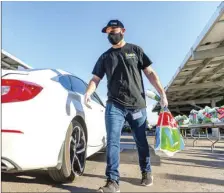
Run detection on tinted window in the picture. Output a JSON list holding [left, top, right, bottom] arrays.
[[69, 76, 87, 94], [59, 75, 72, 90]]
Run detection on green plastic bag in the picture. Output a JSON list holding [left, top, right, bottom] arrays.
[[145, 89, 185, 156], [154, 108, 185, 157]]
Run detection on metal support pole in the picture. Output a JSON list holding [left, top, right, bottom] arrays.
[[211, 99, 220, 144]]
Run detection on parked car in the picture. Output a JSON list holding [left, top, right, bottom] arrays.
[[1, 68, 107, 183]]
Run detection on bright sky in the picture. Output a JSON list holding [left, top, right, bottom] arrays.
[[2, 1, 221, 124]]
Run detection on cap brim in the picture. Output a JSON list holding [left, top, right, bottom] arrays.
[[101, 26, 108, 33]]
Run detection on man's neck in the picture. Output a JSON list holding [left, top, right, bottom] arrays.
[[112, 40, 126, 49]]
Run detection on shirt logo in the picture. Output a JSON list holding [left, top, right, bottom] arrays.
[[125, 53, 136, 59]]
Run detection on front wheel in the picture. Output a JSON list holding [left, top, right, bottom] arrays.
[[48, 120, 87, 183]]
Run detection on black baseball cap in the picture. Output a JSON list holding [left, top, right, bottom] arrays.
[[101, 20, 124, 33]]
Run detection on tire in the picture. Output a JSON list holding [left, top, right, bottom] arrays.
[[48, 120, 87, 183]]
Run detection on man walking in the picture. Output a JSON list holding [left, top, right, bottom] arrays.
[[84, 20, 168, 193]]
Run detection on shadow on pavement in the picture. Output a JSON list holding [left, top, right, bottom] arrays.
[[161, 156, 224, 169], [160, 174, 224, 186], [1, 171, 97, 192], [160, 161, 222, 170], [120, 137, 135, 143], [84, 172, 224, 187], [186, 153, 224, 161], [87, 146, 161, 167], [181, 151, 224, 157], [83, 173, 142, 187], [51, 184, 97, 192], [186, 148, 224, 154], [2, 171, 54, 185]]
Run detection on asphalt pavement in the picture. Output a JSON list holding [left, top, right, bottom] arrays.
[[2, 136, 224, 192]]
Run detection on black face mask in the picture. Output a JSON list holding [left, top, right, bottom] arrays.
[[108, 32, 123, 45]]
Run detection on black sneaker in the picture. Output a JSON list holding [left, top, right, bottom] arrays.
[[98, 179, 120, 193], [141, 172, 153, 186]]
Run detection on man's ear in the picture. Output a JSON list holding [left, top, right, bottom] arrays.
[[122, 28, 126, 34]]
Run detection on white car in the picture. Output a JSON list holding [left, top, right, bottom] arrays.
[[1, 68, 107, 183]]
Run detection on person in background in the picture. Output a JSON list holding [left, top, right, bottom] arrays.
[[84, 19, 168, 193]]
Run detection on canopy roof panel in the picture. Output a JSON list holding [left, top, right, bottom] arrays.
[[153, 2, 224, 115], [1, 50, 33, 70]]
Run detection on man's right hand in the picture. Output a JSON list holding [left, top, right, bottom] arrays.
[[84, 93, 92, 109], [84, 75, 101, 109]]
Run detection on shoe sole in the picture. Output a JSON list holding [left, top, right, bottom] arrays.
[[141, 176, 154, 187]]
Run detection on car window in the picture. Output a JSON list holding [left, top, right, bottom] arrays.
[[69, 76, 87, 94], [59, 75, 72, 90]]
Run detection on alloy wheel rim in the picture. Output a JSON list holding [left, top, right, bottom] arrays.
[[69, 125, 86, 175]]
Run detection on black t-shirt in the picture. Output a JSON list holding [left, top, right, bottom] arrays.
[[92, 43, 152, 109]]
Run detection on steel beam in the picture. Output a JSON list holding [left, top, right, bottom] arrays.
[[204, 89, 224, 98], [211, 99, 216, 107], [190, 103, 203, 109], [169, 107, 194, 112], [170, 109, 186, 116], [218, 20, 224, 23], [195, 88, 223, 98], [169, 96, 223, 106], [192, 46, 224, 60], [1, 61, 17, 70], [212, 90, 224, 98], [215, 74, 224, 81], [199, 63, 224, 83], [168, 81, 224, 92], [183, 59, 224, 71], [182, 58, 213, 85], [193, 88, 211, 98], [167, 90, 194, 100]]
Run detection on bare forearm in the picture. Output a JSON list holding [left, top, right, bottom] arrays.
[[144, 67, 166, 96], [143, 66, 168, 107], [85, 76, 100, 96], [148, 73, 166, 96], [86, 80, 96, 96]]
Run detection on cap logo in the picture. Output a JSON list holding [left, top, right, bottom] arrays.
[[110, 22, 117, 25]]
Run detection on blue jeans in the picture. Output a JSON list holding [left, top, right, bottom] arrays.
[[105, 102, 151, 183]]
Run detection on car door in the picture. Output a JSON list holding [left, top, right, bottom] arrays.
[[90, 92, 107, 145], [69, 75, 105, 147]]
